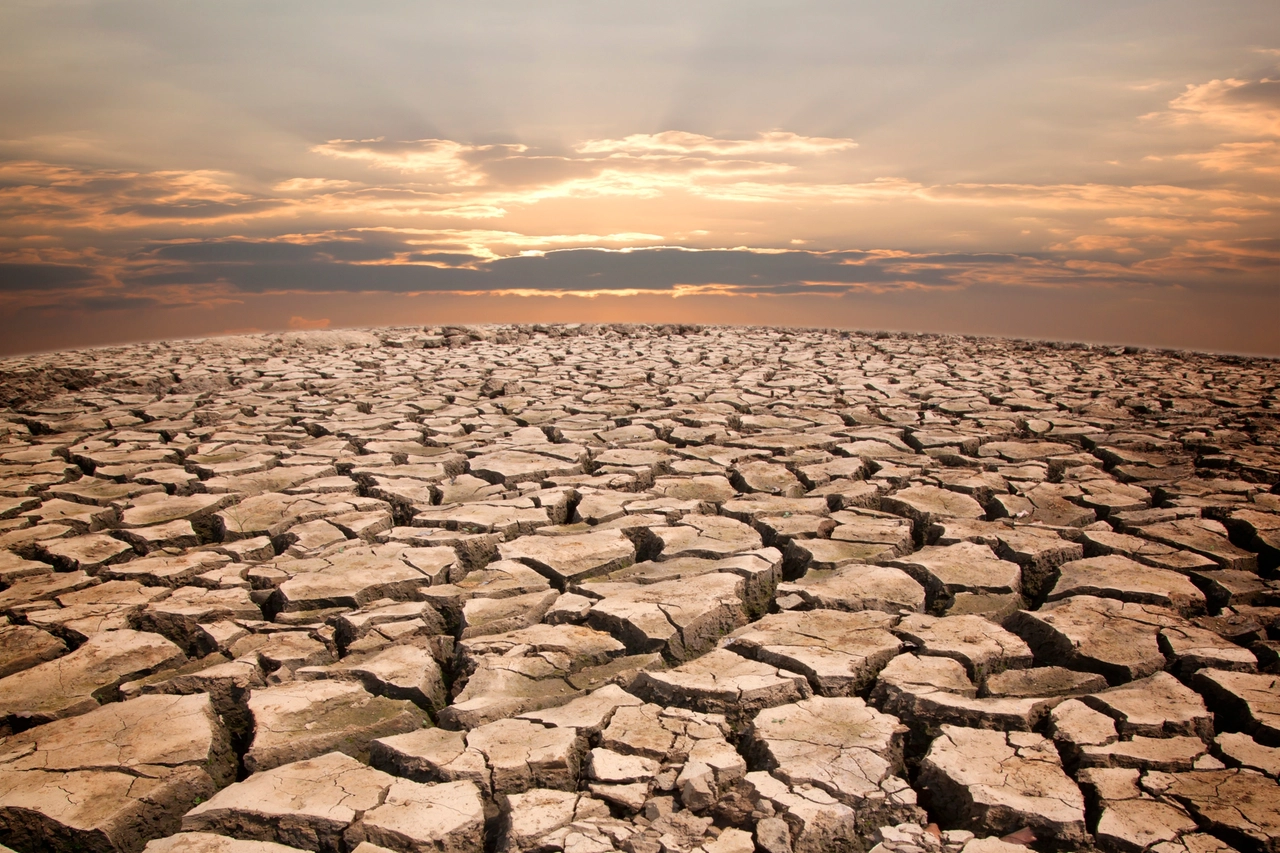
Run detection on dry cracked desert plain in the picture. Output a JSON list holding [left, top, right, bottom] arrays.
[[0, 325, 1277, 853]]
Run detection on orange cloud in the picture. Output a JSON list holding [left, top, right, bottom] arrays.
[[927, 181, 1258, 211], [0, 161, 285, 231], [1137, 71, 1280, 178], [288, 315, 331, 329], [1103, 216, 1239, 232], [1178, 141, 1280, 175], [1049, 235, 1140, 253], [1160, 77, 1280, 137]]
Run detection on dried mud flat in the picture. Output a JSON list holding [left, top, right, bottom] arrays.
[[0, 323, 1277, 853]]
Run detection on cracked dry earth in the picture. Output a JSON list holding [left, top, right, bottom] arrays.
[[0, 325, 1276, 853]]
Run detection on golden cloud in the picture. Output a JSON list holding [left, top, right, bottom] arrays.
[[575, 131, 858, 157], [310, 138, 496, 183], [273, 177, 360, 193]]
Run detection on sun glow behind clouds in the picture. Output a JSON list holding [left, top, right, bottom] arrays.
[[575, 131, 858, 157]]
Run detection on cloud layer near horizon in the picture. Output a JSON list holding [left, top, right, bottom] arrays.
[[1, 2, 1278, 354]]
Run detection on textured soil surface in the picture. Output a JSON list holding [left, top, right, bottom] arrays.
[[0, 323, 1277, 853]]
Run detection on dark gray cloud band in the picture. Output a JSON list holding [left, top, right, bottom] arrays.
[[120, 241, 1109, 295], [0, 263, 104, 292]]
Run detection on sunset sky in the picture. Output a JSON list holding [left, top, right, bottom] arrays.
[[2, 1, 1278, 354]]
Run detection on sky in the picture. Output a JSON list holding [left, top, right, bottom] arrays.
[[1, 1, 1278, 355]]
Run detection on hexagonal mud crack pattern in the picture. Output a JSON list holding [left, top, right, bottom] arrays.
[[0, 323, 1277, 853]]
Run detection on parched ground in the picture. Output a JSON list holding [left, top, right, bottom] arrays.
[[0, 323, 1277, 853]]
